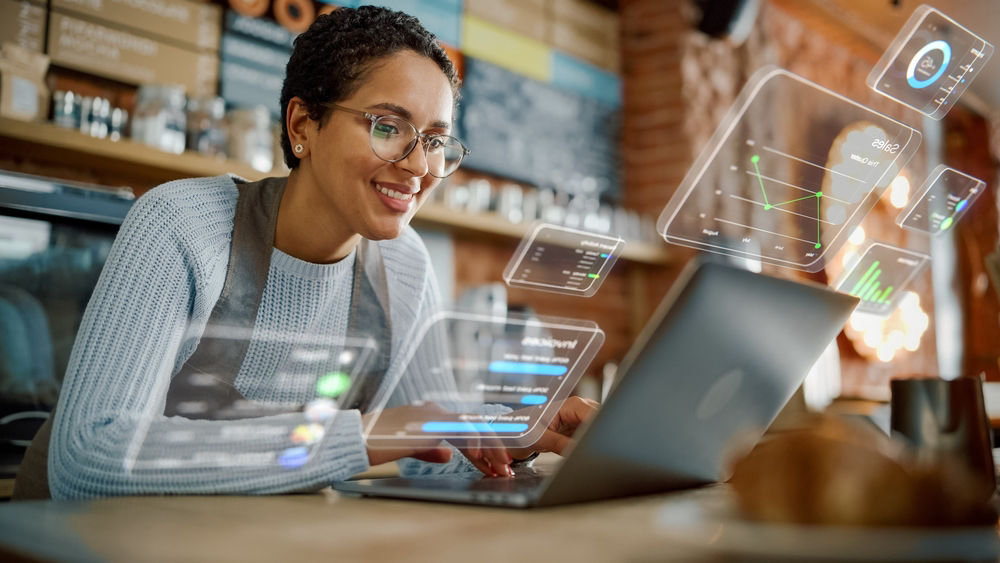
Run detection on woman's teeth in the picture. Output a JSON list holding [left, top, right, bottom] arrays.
[[376, 184, 414, 201]]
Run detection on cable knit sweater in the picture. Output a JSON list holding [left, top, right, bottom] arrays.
[[48, 175, 481, 499]]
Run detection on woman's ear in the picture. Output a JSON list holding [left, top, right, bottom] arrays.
[[286, 96, 313, 159]]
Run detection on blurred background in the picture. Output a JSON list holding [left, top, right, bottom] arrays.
[[1, 0, 999, 489]]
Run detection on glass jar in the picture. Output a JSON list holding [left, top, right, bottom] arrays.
[[51, 90, 81, 129], [132, 85, 187, 154], [186, 95, 227, 158], [227, 106, 273, 173]]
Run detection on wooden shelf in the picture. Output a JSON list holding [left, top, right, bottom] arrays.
[[0, 116, 266, 183], [414, 202, 671, 264], [1, 117, 671, 265]]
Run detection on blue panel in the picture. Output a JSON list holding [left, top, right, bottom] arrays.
[[220, 32, 291, 75], [551, 51, 621, 107], [488, 361, 568, 376], [371, 0, 462, 46], [421, 422, 530, 433], [224, 11, 297, 48], [520, 395, 549, 405], [219, 61, 284, 117], [320, 0, 361, 7]]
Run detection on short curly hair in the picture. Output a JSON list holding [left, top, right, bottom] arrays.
[[279, 6, 461, 169]]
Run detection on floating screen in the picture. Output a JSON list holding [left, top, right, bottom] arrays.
[[834, 242, 929, 316], [896, 165, 985, 235], [125, 328, 377, 473], [658, 67, 921, 272], [364, 312, 604, 449], [503, 223, 624, 297], [867, 5, 993, 120]]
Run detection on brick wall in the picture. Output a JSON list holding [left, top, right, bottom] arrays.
[[615, 0, 1000, 397]]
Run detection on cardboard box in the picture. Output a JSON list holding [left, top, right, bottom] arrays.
[[0, 0, 46, 52], [0, 42, 50, 121], [47, 10, 219, 96], [51, 0, 220, 51], [549, 0, 619, 72], [465, 0, 548, 42]]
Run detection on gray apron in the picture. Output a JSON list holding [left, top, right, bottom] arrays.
[[14, 176, 391, 499]]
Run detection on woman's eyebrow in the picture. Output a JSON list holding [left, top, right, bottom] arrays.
[[368, 102, 450, 130]]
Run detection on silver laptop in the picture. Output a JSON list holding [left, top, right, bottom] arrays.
[[334, 260, 858, 507]]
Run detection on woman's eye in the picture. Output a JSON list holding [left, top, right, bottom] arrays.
[[425, 137, 446, 151], [373, 122, 400, 139]]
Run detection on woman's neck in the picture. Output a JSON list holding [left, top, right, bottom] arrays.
[[274, 169, 361, 264]]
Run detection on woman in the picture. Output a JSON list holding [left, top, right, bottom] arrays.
[[15, 6, 595, 500]]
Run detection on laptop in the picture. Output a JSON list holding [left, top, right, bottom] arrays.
[[334, 260, 859, 507]]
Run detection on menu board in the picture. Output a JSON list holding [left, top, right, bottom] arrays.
[[458, 57, 622, 199]]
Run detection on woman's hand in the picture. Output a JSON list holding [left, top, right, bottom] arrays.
[[507, 396, 600, 460], [362, 404, 515, 477]]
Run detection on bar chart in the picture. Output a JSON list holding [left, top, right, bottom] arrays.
[[835, 242, 930, 315]]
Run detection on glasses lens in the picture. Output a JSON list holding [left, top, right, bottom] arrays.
[[369, 115, 466, 178], [425, 136, 466, 178], [370, 115, 417, 161]]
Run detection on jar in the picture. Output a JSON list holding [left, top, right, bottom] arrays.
[[186, 95, 227, 158], [132, 85, 187, 154], [227, 106, 273, 172], [52, 90, 81, 129]]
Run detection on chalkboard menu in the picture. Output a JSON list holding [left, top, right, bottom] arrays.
[[458, 58, 622, 200]]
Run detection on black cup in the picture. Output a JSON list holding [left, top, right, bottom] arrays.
[[890, 375, 996, 499]]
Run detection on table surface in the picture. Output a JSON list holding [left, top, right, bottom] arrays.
[[4, 481, 1000, 563], [0, 486, 723, 563]]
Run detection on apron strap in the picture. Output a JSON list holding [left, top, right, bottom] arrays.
[[164, 176, 393, 419]]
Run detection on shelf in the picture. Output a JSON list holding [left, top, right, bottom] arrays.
[[414, 203, 672, 265], [0, 117, 671, 265], [0, 116, 266, 183]]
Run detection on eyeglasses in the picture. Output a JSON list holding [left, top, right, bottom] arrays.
[[325, 104, 470, 179]]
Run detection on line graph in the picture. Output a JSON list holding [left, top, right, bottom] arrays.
[[750, 154, 823, 249], [658, 68, 922, 272]]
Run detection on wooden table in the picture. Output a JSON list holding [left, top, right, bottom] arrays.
[[0, 487, 721, 562]]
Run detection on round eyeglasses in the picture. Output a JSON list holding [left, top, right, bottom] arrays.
[[325, 104, 470, 178]]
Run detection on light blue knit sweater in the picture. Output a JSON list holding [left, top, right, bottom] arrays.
[[49, 175, 480, 499]]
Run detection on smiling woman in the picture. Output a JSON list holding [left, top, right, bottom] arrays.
[[14, 6, 600, 501]]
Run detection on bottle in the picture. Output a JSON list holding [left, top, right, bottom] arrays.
[[186, 95, 227, 158]]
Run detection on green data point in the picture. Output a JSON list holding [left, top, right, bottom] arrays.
[[815, 191, 822, 198], [814, 243, 822, 249], [316, 372, 351, 398], [764, 204, 772, 210], [750, 155, 760, 163]]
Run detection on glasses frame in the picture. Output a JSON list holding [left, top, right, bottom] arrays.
[[324, 103, 470, 178]]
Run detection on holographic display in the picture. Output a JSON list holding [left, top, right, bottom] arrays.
[[658, 67, 921, 272], [896, 165, 985, 235], [124, 328, 376, 473], [364, 312, 604, 449], [834, 242, 929, 316], [867, 5, 994, 120], [503, 223, 624, 297]]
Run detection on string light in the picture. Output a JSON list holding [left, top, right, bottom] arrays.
[[889, 175, 911, 209]]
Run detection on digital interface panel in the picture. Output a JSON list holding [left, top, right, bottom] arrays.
[[503, 223, 624, 297], [125, 329, 376, 473], [658, 68, 921, 272], [364, 312, 604, 449], [896, 165, 985, 235], [834, 242, 929, 316], [867, 5, 994, 120]]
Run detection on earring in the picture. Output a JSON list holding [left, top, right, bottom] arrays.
[[294, 143, 304, 154]]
